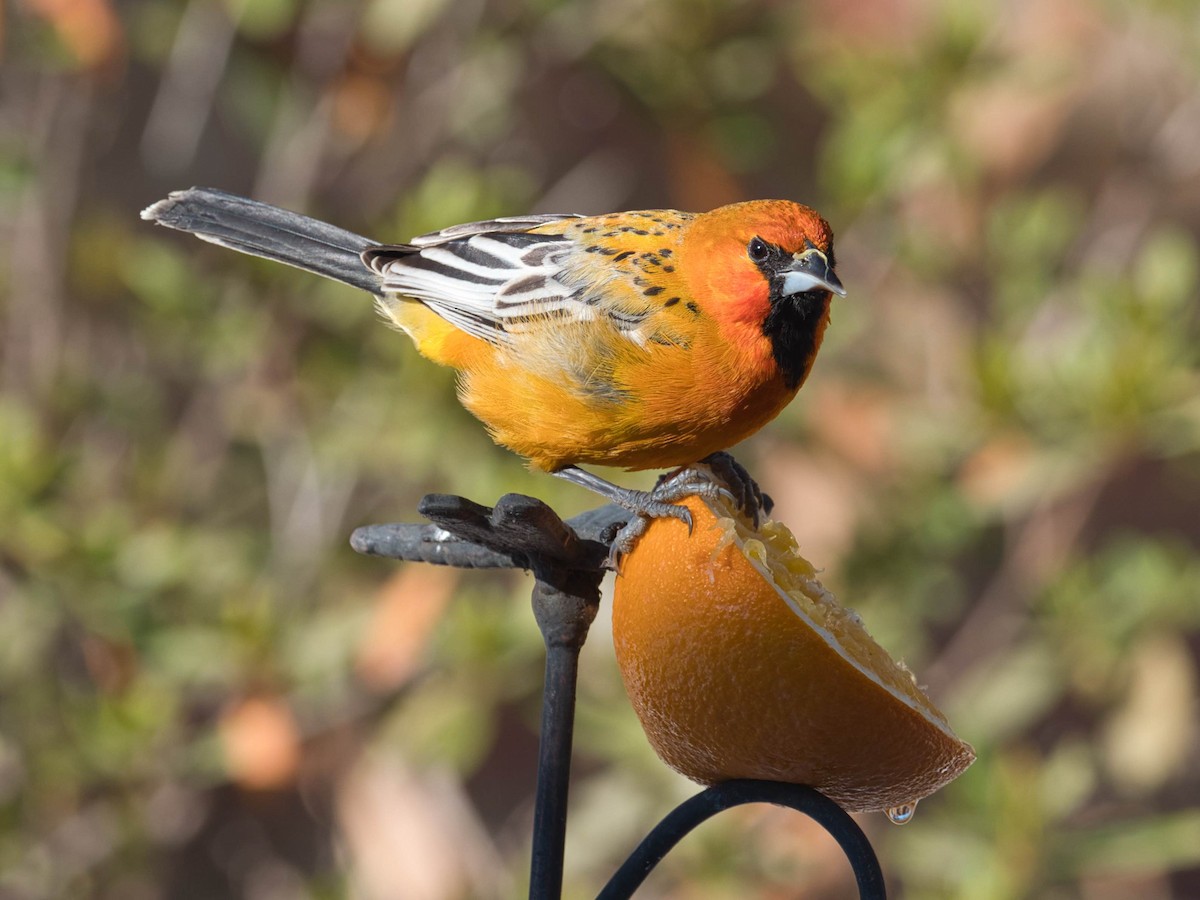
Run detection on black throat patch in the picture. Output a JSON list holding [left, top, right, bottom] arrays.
[[761, 286, 830, 390]]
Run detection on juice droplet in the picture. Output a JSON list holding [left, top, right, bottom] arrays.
[[885, 801, 917, 825]]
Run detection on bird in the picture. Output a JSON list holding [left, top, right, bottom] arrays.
[[142, 188, 844, 554]]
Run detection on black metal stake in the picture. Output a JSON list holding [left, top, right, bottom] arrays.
[[351, 493, 886, 899], [529, 630, 579, 897], [528, 573, 599, 898]]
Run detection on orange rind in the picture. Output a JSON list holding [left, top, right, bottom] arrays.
[[613, 495, 975, 814]]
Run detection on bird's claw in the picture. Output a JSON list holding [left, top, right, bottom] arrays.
[[697, 451, 773, 526], [603, 490, 695, 570], [606, 516, 649, 570]]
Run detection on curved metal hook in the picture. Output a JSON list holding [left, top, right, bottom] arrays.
[[597, 779, 886, 899]]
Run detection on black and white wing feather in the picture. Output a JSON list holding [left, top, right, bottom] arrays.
[[363, 215, 588, 346]]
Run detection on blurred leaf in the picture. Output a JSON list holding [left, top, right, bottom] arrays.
[[354, 563, 458, 692], [1101, 632, 1196, 795], [229, 0, 297, 40], [360, 0, 449, 55], [1058, 810, 1200, 878]]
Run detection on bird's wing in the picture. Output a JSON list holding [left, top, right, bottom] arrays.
[[364, 228, 580, 346], [364, 211, 693, 348]]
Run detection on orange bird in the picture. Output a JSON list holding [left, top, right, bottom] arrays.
[[142, 189, 844, 544]]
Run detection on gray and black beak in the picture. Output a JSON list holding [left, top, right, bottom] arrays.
[[780, 245, 846, 298]]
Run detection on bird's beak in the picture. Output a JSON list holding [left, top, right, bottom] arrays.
[[781, 247, 846, 298]]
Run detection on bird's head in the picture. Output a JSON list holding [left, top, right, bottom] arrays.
[[686, 199, 843, 320], [685, 199, 844, 387]]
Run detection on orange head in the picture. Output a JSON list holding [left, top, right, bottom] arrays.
[[681, 200, 845, 389]]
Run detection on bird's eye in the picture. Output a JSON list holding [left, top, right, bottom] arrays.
[[747, 236, 770, 263]]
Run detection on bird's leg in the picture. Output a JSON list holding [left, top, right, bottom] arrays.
[[553, 466, 713, 568], [555, 464, 759, 568], [553, 466, 700, 530], [640, 453, 771, 530]]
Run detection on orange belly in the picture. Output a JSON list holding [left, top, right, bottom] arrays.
[[459, 331, 799, 472]]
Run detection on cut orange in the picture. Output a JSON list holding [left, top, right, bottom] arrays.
[[613, 494, 975, 813]]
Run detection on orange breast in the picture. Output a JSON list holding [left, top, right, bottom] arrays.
[[456, 315, 799, 472]]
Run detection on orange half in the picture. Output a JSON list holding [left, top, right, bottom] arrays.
[[613, 494, 975, 813]]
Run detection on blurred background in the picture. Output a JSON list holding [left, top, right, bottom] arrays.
[[3, 0, 1200, 897]]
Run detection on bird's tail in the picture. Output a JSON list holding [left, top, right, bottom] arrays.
[[141, 187, 382, 295]]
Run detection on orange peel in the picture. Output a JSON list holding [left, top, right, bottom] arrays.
[[613, 495, 974, 813]]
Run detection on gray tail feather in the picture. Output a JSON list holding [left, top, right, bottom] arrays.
[[141, 187, 382, 295]]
